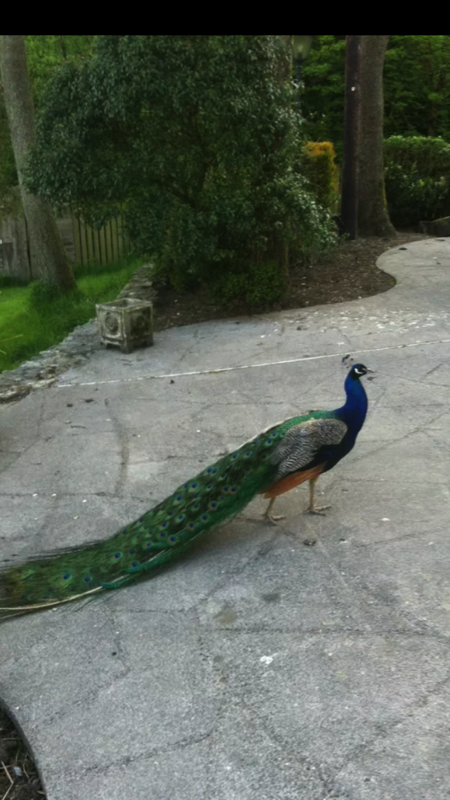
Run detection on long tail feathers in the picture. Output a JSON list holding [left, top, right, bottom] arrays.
[[0, 424, 287, 620]]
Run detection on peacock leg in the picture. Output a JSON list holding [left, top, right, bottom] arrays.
[[263, 497, 285, 524], [306, 477, 330, 515]]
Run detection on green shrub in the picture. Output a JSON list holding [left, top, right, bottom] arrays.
[[303, 141, 337, 210], [210, 259, 286, 309], [27, 36, 336, 308], [384, 135, 450, 226]]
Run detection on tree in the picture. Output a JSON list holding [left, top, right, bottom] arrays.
[[0, 35, 76, 290], [302, 36, 450, 157], [25, 35, 94, 96], [0, 36, 94, 218], [301, 36, 347, 157], [384, 36, 450, 139], [357, 35, 394, 236], [0, 82, 19, 219], [26, 35, 335, 305]]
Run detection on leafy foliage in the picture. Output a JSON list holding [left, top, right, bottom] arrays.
[[26, 35, 335, 305], [0, 35, 94, 221], [384, 135, 450, 226], [26, 35, 95, 97], [384, 36, 450, 139], [301, 36, 346, 159], [384, 135, 450, 178], [209, 259, 286, 308], [302, 35, 450, 160], [303, 141, 337, 209]]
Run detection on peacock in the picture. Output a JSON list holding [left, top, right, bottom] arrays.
[[0, 362, 371, 620]]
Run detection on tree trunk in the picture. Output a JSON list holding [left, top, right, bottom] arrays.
[[357, 35, 395, 237], [0, 35, 76, 290]]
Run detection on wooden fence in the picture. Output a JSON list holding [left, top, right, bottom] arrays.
[[0, 210, 130, 279], [73, 214, 129, 266]]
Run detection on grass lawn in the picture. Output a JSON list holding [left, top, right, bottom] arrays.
[[0, 259, 142, 374]]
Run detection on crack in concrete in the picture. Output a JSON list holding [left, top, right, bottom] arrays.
[[104, 397, 129, 496], [61, 728, 216, 782], [329, 669, 450, 788]]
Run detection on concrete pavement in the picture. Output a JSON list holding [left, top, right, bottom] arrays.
[[2, 238, 450, 799]]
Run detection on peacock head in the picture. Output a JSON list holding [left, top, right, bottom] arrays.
[[348, 363, 374, 380], [342, 355, 373, 380]]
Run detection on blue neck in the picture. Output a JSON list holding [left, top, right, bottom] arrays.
[[336, 373, 368, 435]]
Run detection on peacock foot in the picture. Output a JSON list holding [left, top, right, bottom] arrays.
[[305, 504, 330, 516], [264, 512, 286, 525]]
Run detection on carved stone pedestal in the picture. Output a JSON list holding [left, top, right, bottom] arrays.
[[96, 299, 153, 354]]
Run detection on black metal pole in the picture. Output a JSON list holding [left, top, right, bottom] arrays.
[[341, 35, 361, 240]]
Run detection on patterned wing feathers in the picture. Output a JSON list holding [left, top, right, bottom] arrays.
[[270, 418, 347, 481]]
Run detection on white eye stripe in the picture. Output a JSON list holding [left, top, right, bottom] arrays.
[[354, 367, 364, 375]]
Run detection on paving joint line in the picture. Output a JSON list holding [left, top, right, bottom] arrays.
[[57, 336, 450, 389]]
